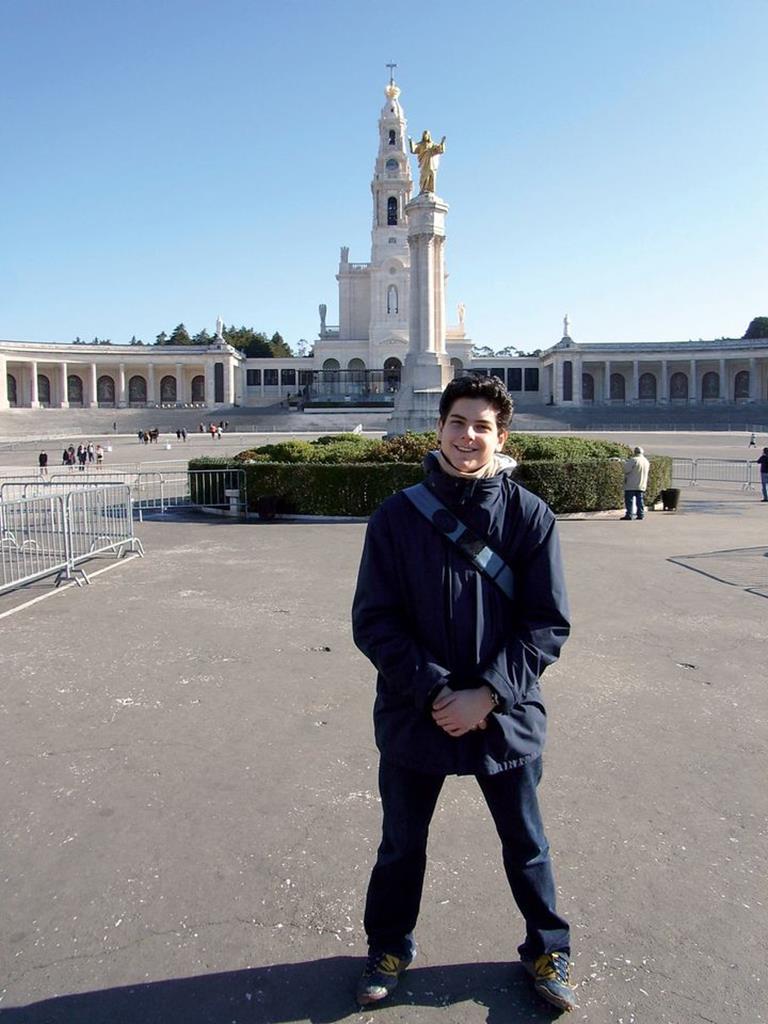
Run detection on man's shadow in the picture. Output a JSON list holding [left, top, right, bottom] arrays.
[[0, 957, 566, 1023]]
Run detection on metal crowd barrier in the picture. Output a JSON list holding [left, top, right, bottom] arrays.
[[671, 458, 760, 489], [0, 469, 247, 518], [0, 484, 144, 595], [671, 458, 696, 486]]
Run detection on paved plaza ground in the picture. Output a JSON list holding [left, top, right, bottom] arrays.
[[0, 433, 766, 1023]]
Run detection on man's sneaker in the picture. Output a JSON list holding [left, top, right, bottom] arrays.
[[356, 949, 414, 1005], [523, 951, 577, 1012]]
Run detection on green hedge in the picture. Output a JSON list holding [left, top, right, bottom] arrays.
[[514, 457, 672, 513], [231, 456, 672, 516], [242, 462, 425, 516], [232, 431, 630, 467]]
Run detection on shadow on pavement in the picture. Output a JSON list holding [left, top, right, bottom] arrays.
[[669, 545, 768, 598], [0, 957, 564, 1023]]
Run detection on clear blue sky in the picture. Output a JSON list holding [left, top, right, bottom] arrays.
[[1, 0, 766, 351]]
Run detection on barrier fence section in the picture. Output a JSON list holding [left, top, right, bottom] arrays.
[[0, 484, 143, 595], [0, 469, 247, 517]]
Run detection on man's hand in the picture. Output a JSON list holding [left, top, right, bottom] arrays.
[[431, 686, 495, 738]]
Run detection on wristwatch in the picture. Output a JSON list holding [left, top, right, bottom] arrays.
[[486, 686, 501, 713]]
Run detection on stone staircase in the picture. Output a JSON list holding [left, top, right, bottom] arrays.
[[0, 404, 393, 441]]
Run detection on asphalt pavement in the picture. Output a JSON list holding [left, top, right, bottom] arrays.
[[0, 473, 766, 1023]]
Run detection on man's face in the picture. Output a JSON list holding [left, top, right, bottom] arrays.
[[437, 397, 508, 473]]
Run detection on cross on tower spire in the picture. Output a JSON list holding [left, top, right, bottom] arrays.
[[386, 62, 397, 84]]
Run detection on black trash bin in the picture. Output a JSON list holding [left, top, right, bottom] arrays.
[[661, 488, 681, 511]]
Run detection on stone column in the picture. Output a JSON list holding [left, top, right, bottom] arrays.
[[660, 359, 669, 402], [0, 353, 9, 410], [59, 361, 69, 408], [632, 359, 639, 403], [689, 359, 696, 403], [118, 363, 126, 407], [30, 359, 39, 408], [719, 357, 727, 401], [175, 361, 183, 404], [573, 356, 583, 406], [749, 357, 758, 401], [204, 360, 214, 406], [604, 360, 611, 402], [147, 363, 156, 405], [89, 362, 98, 407], [227, 359, 236, 406], [388, 192, 452, 434]]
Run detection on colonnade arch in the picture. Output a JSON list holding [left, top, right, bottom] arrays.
[[639, 372, 657, 400], [160, 375, 177, 402], [609, 373, 625, 400], [97, 375, 115, 405], [37, 373, 51, 406], [7, 374, 17, 406], [128, 375, 147, 405], [702, 371, 720, 400], [67, 375, 83, 406], [383, 356, 402, 391]]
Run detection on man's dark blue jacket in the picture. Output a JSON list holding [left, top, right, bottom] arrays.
[[352, 455, 570, 776]]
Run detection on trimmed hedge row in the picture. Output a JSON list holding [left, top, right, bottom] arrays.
[[513, 457, 672, 514], [186, 457, 672, 516], [241, 462, 425, 517], [231, 431, 631, 467]]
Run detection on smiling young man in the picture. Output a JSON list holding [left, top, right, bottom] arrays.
[[352, 375, 576, 1012]]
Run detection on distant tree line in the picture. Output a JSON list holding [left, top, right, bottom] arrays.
[[71, 325, 295, 356]]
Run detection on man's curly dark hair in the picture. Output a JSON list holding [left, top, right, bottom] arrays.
[[439, 375, 513, 431]]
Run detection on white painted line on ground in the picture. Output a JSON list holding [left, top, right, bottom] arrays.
[[0, 554, 142, 621]]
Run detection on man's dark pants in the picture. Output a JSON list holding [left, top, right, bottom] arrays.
[[363, 755, 570, 960]]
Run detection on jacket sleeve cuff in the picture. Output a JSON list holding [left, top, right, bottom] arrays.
[[414, 665, 451, 711], [477, 667, 517, 714]]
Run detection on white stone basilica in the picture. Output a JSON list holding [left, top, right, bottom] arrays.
[[2, 76, 768, 416]]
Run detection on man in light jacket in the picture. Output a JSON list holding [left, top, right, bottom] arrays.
[[621, 446, 651, 520]]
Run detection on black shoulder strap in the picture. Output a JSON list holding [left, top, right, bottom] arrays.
[[403, 483, 515, 601]]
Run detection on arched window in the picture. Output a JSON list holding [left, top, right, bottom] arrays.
[[386, 284, 399, 315], [670, 372, 688, 399], [191, 375, 205, 402], [734, 370, 750, 399], [97, 375, 115, 405], [388, 129, 396, 145], [639, 372, 657, 400], [383, 356, 402, 392], [702, 371, 719, 400], [128, 375, 147, 405], [610, 373, 626, 401], [322, 358, 340, 386], [582, 373, 595, 401], [67, 374, 83, 406], [37, 373, 51, 406], [7, 373, 17, 406], [160, 375, 177, 402], [562, 361, 573, 401], [348, 358, 366, 387], [387, 196, 398, 226], [451, 358, 464, 378]]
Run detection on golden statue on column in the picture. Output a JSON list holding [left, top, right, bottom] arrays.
[[408, 130, 446, 194]]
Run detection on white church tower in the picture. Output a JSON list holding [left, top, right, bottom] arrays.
[[316, 72, 469, 375]]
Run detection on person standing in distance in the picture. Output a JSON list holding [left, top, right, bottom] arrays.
[[352, 375, 576, 1013], [756, 446, 768, 501], [621, 446, 650, 520]]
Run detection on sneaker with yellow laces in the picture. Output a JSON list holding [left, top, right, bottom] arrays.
[[356, 949, 414, 1005], [523, 951, 577, 1012]]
